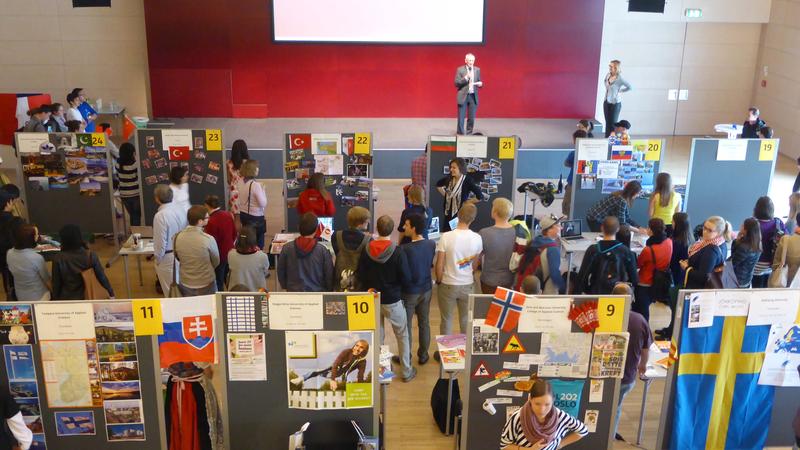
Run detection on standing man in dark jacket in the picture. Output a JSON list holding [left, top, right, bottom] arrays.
[[577, 216, 639, 294], [278, 213, 333, 292], [358, 215, 416, 382], [400, 213, 436, 365], [455, 53, 483, 135], [0, 192, 23, 300]]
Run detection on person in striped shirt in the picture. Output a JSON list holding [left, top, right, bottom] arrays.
[[115, 142, 141, 226], [500, 377, 587, 450]]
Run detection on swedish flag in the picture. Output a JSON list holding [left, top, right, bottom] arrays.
[[671, 311, 774, 449]]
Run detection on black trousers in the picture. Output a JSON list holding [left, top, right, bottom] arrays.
[[457, 93, 478, 135], [240, 212, 266, 250], [603, 101, 622, 137]]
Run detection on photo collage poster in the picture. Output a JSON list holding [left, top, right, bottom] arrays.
[[575, 139, 659, 195], [19, 132, 109, 197]]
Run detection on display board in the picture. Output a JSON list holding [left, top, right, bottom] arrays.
[[14, 132, 116, 235], [655, 289, 800, 450], [569, 138, 665, 229], [221, 291, 380, 450], [427, 135, 518, 232], [135, 128, 227, 226], [0, 301, 162, 450], [283, 133, 374, 232], [684, 138, 778, 227], [461, 293, 632, 450]]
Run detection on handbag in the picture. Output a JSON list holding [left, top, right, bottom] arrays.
[[168, 232, 182, 298], [81, 251, 110, 300], [767, 236, 800, 288], [649, 246, 673, 299]]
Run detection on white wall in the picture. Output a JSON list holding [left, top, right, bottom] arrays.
[[752, 0, 800, 160], [0, 0, 150, 117], [597, 0, 769, 136]]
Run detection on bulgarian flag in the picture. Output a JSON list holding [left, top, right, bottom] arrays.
[[430, 136, 456, 152]]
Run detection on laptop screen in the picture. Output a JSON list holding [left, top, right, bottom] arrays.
[[318, 216, 334, 232], [561, 220, 581, 238]]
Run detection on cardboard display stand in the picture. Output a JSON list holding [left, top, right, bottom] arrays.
[[461, 294, 631, 450], [283, 133, 375, 233], [14, 132, 116, 236], [427, 135, 519, 232], [220, 291, 380, 450], [569, 138, 665, 229], [135, 129, 227, 227], [0, 300, 163, 450], [684, 138, 778, 227], [655, 289, 800, 450]]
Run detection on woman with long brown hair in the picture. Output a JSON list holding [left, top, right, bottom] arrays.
[[648, 173, 681, 236], [585, 180, 642, 232], [297, 172, 336, 218]]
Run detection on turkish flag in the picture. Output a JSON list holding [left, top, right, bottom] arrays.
[[289, 134, 311, 150], [168, 146, 190, 161]]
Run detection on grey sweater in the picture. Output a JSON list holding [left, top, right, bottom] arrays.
[[174, 226, 220, 289], [6, 248, 49, 301], [604, 75, 632, 104], [227, 249, 270, 291], [277, 240, 333, 292]]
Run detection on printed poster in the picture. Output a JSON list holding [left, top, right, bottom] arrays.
[[746, 291, 800, 326], [35, 303, 96, 340], [0, 304, 35, 345], [268, 294, 324, 330], [518, 297, 571, 333], [227, 333, 267, 381], [16, 133, 50, 154], [716, 139, 748, 161], [576, 139, 608, 161], [314, 154, 344, 175], [757, 322, 800, 387], [161, 129, 193, 150], [550, 380, 584, 417], [471, 319, 499, 355], [456, 135, 488, 158], [589, 332, 629, 378], [537, 332, 592, 378], [40, 340, 94, 407], [687, 292, 715, 328], [311, 133, 342, 155], [286, 331, 373, 409], [596, 161, 620, 179]]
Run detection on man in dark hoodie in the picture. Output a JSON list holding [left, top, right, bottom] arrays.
[[277, 212, 334, 291], [358, 215, 416, 382], [577, 216, 638, 294]]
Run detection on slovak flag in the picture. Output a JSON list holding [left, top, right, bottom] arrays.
[[158, 296, 217, 368], [289, 133, 311, 150], [485, 287, 526, 332], [168, 146, 190, 161]]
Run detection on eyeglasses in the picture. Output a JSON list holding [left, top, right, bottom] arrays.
[[703, 226, 715, 233]]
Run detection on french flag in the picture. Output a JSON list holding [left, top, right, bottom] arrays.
[[158, 296, 218, 368], [485, 287, 526, 332], [0, 93, 52, 145]]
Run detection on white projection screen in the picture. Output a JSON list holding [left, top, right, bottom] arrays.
[[272, 0, 486, 43]]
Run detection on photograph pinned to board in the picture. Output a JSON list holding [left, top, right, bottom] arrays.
[[314, 154, 344, 176], [103, 399, 143, 425], [27, 177, 49, 192], [472, 319, 499, 355], [589, 332, 629, 378], [0, 305, 34, 346], [286, 330, 374, 410], [227, 333, 267, 381], [347, 164, 368, 177], [79, 180, 101, 196], [193, 150, 206, 160], [581, 175, 597, 190], [107, 423, 145, 442], [601, 179, 624, 194], [54, 411, 95, 436], [311, 133, 341, 155]]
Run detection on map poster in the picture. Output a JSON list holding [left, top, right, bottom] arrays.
[[35, 303, 95, 340], [537, 332, 592, 378], [589, 332, 629, 379], [758, 322, 800, 387], [41, 340, 95, 408]]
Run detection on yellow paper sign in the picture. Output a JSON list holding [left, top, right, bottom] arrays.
[[499, 137, 516, 159], [597, 297, 625, 332], [91, 133, 106, 147], [644, 140, 661, 161], [354, 133, 371, 155], [631, 140, 647, 152], [132, 299, 164, 336], [347, 295, 376, 330], [759, 139, 776, 161], [206, 129, 222, 151]]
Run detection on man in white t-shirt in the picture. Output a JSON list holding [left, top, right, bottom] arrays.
[[434, 203, 482, 337]]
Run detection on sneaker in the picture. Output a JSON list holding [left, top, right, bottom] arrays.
[[433, 351, 440, 362], [615, 433, 625, 442], [418, 353, 429, 365], [290, 377, 304, 386], [403, 367, 418, 382]]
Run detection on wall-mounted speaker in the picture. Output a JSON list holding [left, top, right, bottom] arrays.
[[628, 0, 665, 13], [72, 0, 111, 7]]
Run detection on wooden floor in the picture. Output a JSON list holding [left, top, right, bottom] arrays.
[[3, 137, 798, 449]]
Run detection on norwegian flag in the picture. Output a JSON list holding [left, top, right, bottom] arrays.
[[485, 287, 526, 332]]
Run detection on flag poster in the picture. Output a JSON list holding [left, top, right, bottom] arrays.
[[158, 296, 217, 368]]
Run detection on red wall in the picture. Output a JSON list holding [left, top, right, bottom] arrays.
[[144, 0, 604, 119]]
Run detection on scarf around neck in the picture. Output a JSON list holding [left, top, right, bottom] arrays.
[[688, 235, 724, 258], [444, 175, 465, 216], [520, 401, 560, 445]]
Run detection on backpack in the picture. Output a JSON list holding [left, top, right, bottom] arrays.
[[508, 219, 532, 272], [588, 243, 627, 294], [334, 231, 370, 292], [514, 242, 557, 291], [431, 378, 461, 434], [648, 246, 673, 300], [302, 420, 361, 450]]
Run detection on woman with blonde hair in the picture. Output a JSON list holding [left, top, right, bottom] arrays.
[[648, 173, 681, 236], [679, 216, 729, 289], [235, 159, 267, 249], [603, 60, 632, 137], [786, 192, 800, 231], [398, 184, 432, 244]]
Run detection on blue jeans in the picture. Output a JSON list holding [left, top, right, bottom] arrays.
[[457, 93, 477, 135], [402, 290, 432, 359], [614, 381, 636, 437], [380, 301, 412, 378], [240, 212, 266, 250]]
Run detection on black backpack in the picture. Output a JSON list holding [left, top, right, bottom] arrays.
[[431, 378, 461, 434], [303, 420, 361, 450], [589, 243, 626, 294]]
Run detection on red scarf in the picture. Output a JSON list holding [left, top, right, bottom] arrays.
[[688, 236, 724, 258], [520, 401, 560, 445]]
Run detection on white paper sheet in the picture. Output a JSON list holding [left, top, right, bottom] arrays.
[[268, 295, 324, 330], [226, 333, 267, 381], [16, 132, 50, 154], [313, 154, 344, 175], [577, 139, 608, 161], [311, 133, 342, 155], [687, 292, 716, 328], [596, 161, 620, 179], [589, 380, 604, 402], [757, 322, 800, 387], [161, 129, 193, 149], [715, 290, 750, 316], [456, 135, 488, 158], [746, 291, 800, 326], [518, 297, 571, 333], [35, 303, 96, 340], [716, 139, 748, 161]]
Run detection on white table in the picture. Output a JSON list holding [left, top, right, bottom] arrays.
[[637, 341, 669, 445], [714, 123, 744, 139], [118, 237, 154, 299]]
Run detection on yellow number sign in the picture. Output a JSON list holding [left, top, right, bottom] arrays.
[[499, 137, 515, 159], [759, 139, 776, 161], [644, 140, 661, 161], [206, 129, 222, 151], [597, 297, 625, 332], [347, 295, 376, 330], [132, 299, 164, 336], [91, 133, 106, 147], [354, 133, 371, 155]]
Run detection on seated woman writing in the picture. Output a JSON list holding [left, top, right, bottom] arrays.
[[500, 376, 587, 450]]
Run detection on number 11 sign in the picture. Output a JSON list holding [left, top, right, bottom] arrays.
[[132, 299, 164, 335]]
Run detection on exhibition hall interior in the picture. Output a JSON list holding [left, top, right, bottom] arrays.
[[0, 0, 799, 449]]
